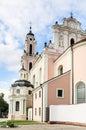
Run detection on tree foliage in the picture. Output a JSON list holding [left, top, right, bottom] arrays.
[[0, 93, 8, 117]]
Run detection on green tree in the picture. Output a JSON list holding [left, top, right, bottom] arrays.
[[0, 93, 8, 118]]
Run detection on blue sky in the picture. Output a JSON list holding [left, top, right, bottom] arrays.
[[0, 0, 86, 101]]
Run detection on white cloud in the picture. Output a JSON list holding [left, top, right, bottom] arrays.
[[0, 36, 23, 71], [0, 0, 86, 71]]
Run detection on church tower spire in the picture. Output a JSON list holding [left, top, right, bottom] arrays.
[[8, 25, 35, 120], [21, 24, 38, 75]]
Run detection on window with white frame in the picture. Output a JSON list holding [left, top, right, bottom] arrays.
[[58, 65, 63, 75], [29, 44, 32, 55], [28, 90, 32, 95], [56, 88, 64, 98], [35, 93, 37, 99], [39, 68, 42, 84], [29, 62, 32, 70], [59, 35, 64, 47], [24, 74, 26, 78], [33, 75, 35, 86], [39, 91, 41, 98], [39, 107, 41, 116], [16, 101, 19, 111], [76, 82, 85, 103], [35, 108, 37, 116]]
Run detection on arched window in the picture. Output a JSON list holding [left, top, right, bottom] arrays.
[[70, 38, 74, 46], [16, 101, 19, 111], [59, 35, 64, 47], [58, 65, 63, 75], [76, 82, 85, 103], [29, 62, 32, 70], [29, 44, 32, 55]]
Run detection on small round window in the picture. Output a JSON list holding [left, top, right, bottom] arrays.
[[16, 89, 20, 94]]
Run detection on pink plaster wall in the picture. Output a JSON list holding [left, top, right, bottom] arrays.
[[27, 98, 32, 107], [48, 58, 54, 79], [73, 42, 86, 84], [48, 72, 70, 106]]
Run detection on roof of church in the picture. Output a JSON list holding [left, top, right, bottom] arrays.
[[27, 30, 34, 36], [76, 37, 86, 44], [27, 26, 34, 36], [11, 80, 34, 88]]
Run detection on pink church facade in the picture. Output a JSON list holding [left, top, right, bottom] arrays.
[[9, 15, 86, 122], [32, 39, 86, 122]]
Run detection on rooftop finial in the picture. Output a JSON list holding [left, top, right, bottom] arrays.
[[29, 21, 32, 33], [27, 22, 34, 36], [70, 12, 73, 18]]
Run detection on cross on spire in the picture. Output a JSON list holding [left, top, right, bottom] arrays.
[[27, 21, 34, 36], [70, 12, 73, 18], [29, 22, 32, 32]]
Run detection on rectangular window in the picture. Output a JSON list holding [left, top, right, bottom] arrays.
[[39, 91, 41, 98], [56, 88, 64, 98], [21, 73, 23, 78], [35, 93, 37, 99], [35, 108, 37, 116], [39, 107, 41, 116], [16, 101, 19, 111], [28, 90, 32, 95], [23, 100, 25, 114], [24, 74, 26, 78], [33, 75, 35, 86], [58, 90, 62, 97]]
